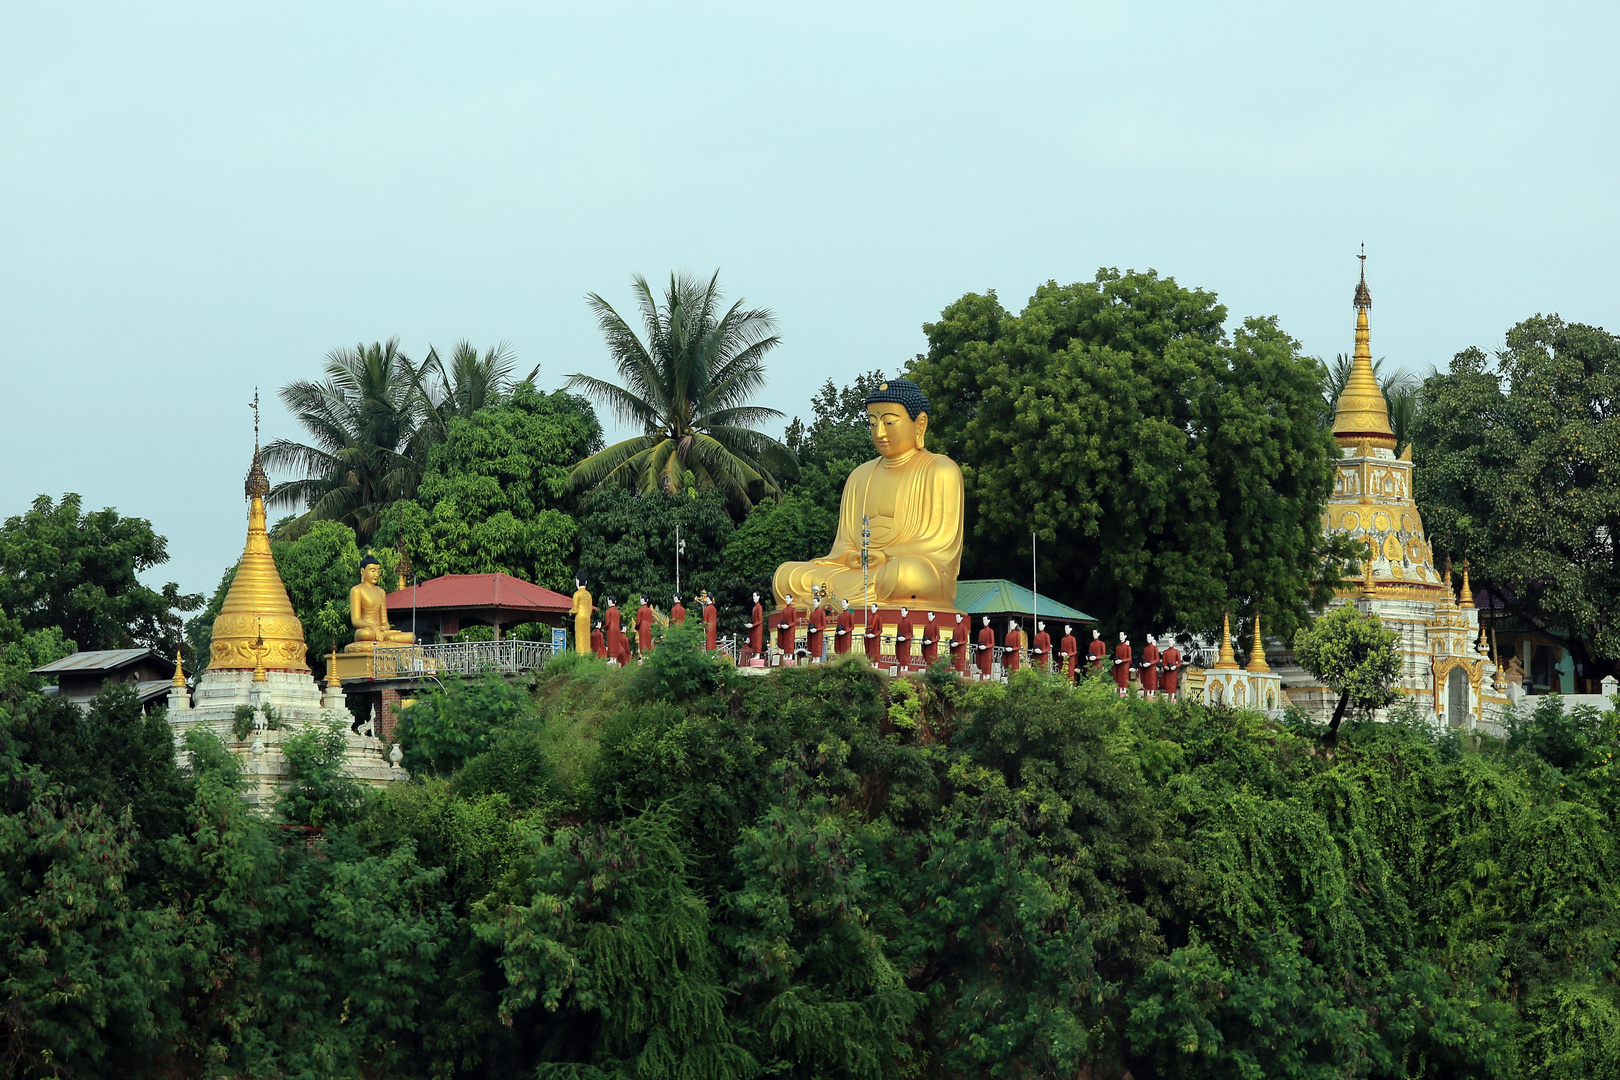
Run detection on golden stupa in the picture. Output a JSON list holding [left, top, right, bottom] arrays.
[[1331, 264, 1397, 451], [206, 444, 310, 672]]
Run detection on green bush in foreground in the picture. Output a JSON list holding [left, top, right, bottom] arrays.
[[4, 629, 1619, 1077]]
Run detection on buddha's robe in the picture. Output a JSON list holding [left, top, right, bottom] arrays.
[[834, 608, 855, 654], [1113, 640, 1132, 691], [702, 603, 718, 649], [920, 617, 939, 667], [1087, 637, 1107, 674], [894, 613, 914, 670], [1005, 628, 1023, 673], [773, 450, 964, 610], [1161, 646, 1182, 696], [636, 604, 654, 653], [1060, 633, 1079, 680], [1032, 630, 1052, 672], [1140, 642, 1161, 693], [975, 625, 995, 677]]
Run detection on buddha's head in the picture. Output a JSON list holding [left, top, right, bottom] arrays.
[[360, 555, 382, 587], [864, 379, 930, 459]]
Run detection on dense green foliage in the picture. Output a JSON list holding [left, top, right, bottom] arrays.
[[566, 271, 798, 508], [909, 270, 1345, 643], [9, 624, 1620, 1077], [266, 338, 531, 545], [0, 493, 200, 653], [375, 383, 603, 592], [1412, 316, 1620, 671]]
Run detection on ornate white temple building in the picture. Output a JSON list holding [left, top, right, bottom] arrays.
[[1274, 262, 1509, 731]]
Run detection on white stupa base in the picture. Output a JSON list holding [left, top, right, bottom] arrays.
[[171, 667, 406, 806]]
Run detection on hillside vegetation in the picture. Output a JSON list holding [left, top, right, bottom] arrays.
[[5, 622, 1619, 1078]]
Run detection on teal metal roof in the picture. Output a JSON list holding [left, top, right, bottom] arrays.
[[953, 579, 1096, 622]]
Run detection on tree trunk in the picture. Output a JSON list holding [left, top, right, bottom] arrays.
[[1327, 688, 1350, 746]]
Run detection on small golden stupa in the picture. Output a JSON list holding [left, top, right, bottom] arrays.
[[206, 440, 310, 673]]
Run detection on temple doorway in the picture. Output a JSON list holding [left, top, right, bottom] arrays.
[[1446, 668, 1469, 728]]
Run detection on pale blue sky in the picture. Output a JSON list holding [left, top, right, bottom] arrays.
[[2, 1, 1616, 598]]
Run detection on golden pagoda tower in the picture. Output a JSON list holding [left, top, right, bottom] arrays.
[[206, 441, 310, 673]]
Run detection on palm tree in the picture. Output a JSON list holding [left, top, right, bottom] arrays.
[[264, 339, 431, 544], [412, 339, 538, 451], [565, 272, 797, 508]]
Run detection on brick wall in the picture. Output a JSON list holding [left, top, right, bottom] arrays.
[[378, 688, 403, 744]]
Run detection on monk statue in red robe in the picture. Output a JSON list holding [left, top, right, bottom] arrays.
[[775, 594, 798, 664], [1140, 634, 1161, 698], [1060, 624, 1079, 681], [1112, 632, 1132, 696], [635, 596, 654, 656], [807, 587, 827, 662], [604, 598, 625, 666], [700, 590, 718, 650], [864, 604, 883, 664], [1087, 629, 1107, 676], [975, 616, 995, 679], [744, 591, 764, 663], [1160, 641, 1182, 701], [772, 379, 963, 612], [950, 613, 968, 674], [670, 594, 686, 625], [590, 621, 605, 660], [920, 611, 939, 667], [834, 598, 854, 655], [894, 606, 914, 671], [1004, 620, 1023, 674], [1032, 621, 1052, 672]]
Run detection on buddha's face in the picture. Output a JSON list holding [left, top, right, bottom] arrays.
[[867, 405, 927, 458], [362, 562, 381, 586]]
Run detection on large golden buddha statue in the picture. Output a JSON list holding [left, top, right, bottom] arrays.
[[773, 379, 964, 610], [345, 555, 414, 651]]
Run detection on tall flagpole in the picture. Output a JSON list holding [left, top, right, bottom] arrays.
[[1032, 531, 1037, 639]]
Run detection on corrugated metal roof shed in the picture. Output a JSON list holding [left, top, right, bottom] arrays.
[[954, 579, 1096, 623], [32, 648, 165, 675]]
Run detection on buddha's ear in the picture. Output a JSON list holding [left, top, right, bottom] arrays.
[[915, 411, 928, 446]]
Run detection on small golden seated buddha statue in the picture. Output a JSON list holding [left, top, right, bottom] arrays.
[[772, 379, 964, 611], [344, 555, 415, 652]]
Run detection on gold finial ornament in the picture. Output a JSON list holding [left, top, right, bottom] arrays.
[[172, 649, 187, 687], [326, 648, 342, 689], [1459, 560, 1475, 608], [1212, 611, 1240, 669], [1246, 612, 1271, 673], [207, 416, 311, 673], [1332, 251, 1397, 451]]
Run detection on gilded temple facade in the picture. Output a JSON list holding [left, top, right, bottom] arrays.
[[1275, 262, 1509, 731]]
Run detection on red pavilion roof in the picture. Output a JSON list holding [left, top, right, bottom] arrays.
[[386, 573, 572, 616]]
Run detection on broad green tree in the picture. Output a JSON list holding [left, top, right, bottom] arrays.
[[909, 270, 1342, 642], [375, 384, 602, 592], [1291, 604, 1401, 741], [0, 493, 200, 652], [566, 272, 798, 508], [1412, 316, 1620, 670]]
